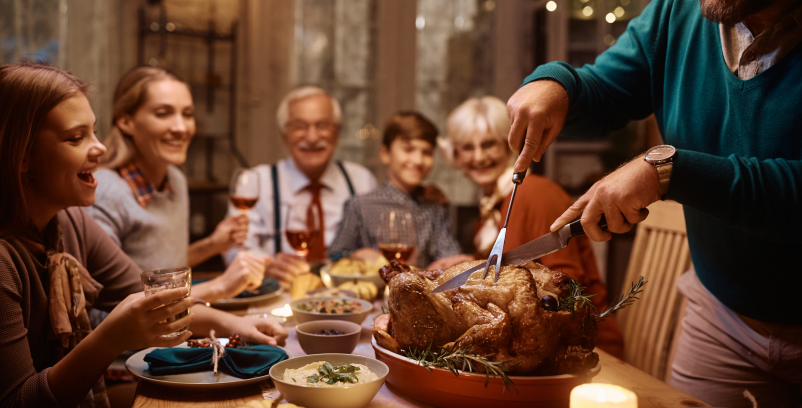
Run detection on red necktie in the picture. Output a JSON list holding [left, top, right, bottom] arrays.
[[305, 181, 326, 262]]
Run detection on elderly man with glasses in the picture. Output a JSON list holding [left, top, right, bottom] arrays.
[[225, 86, 377, 289]]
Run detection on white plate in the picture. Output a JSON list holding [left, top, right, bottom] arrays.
[[210, 287, 283, 307], [125, 342, 287, 389]]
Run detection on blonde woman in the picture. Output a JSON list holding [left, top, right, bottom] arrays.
[[0, 62, 287, 408], [87, 67, 264, 302], [443, 96, 624, 358]]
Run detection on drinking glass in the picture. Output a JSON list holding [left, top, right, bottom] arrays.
[[377, 210, 417, 265], [285, 203, 322, 261], [230, 168, 260, 214], [140, 267, 192, 337]]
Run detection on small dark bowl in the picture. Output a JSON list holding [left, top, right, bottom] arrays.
[[296, 320, 362, 355]]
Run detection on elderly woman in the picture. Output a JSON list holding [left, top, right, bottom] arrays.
[[443, 96, 623, 357], [0, 62, 287, 408], [86, 66, 265, 302]]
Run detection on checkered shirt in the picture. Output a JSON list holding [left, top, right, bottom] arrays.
[[329, 181, 461, 267], [118, 163, 169, 207]]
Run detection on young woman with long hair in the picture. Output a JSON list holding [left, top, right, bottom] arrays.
[[86, 66, 265, 302], [0, 62, 287, 408]]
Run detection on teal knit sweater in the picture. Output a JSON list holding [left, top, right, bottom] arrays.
[[525, 0, 802, 324]]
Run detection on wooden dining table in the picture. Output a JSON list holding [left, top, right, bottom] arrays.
[[132, 285, 711, 408]]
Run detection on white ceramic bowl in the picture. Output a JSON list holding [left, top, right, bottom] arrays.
[[320, 263, 387, 294], [269, 353, 389, 408], [290, 296, 373, 324]]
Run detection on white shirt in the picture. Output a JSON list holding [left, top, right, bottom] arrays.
[[224, 158, 377, 263]]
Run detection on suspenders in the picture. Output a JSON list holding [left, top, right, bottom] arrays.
[[336, 161, 356, 196], [271, 164, 282, 254], [271, 161, 355, 255]]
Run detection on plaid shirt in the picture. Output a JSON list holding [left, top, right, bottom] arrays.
[[118, 163, 170, 207], [329, 181, 461, 267]]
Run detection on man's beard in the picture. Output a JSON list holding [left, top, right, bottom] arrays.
[[699, 0, 777, 25]]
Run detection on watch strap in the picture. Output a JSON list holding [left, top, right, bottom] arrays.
[[655, 162, 672, 198]]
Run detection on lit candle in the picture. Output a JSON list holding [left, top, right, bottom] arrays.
[[570, 384, 637, 408], [271, 304, 293, 318]]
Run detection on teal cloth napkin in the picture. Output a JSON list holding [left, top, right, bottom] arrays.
[[144, 345, 288, 378]]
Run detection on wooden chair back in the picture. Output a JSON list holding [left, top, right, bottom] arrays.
[[616, 200, 692, 381]]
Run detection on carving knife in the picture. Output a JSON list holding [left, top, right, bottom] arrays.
[[430, 216, 607, 294]]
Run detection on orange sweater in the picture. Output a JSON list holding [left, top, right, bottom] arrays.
[[477, 174, 624, 358]]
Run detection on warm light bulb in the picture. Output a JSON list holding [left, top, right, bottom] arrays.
[[606, 12, 616, 22], [416, 16, 425, 30], [614, 6, 625, 17], [546, 1, 557, 11], [583, 6, 594, 16]]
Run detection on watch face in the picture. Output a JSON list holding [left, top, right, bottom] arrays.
[[646, 145, 676, 162]]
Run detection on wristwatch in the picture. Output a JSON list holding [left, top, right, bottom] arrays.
[[644, 144, 676, 199]]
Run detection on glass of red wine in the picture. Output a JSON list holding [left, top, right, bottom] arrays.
[[377, 210, 417, 265], [230, 168, 260, 248], [285, 203, 321, 261]]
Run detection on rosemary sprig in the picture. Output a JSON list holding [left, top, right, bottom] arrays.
[[403, 342, 519, 393], [558, 279, 598, 316], [596, 276, 647, 321]]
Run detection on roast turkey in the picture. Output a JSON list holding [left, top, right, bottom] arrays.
[[373, 260, 599, 375]]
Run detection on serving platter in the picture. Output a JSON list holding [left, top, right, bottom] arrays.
[[371, 338, 601, 408], [319, 262, 387, 293], [125, 341, 287, 389]]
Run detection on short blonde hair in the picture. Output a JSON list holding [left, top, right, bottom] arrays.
[[276, 86, 342, 132], [440, 96, 511, 167]]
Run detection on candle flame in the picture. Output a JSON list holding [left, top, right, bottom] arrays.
[[271, 304, 293, 317]]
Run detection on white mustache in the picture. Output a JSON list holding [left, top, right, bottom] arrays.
[[298, 140, 330, 151]]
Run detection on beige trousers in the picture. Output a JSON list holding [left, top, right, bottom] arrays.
[[670, 271, 802, 408]]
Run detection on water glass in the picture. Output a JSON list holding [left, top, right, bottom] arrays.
[[141, 266, 192, 337]]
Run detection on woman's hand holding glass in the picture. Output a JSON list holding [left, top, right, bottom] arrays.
[[95, 288, 194, 351]]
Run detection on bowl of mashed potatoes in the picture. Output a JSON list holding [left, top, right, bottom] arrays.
[[269, 354, 389, 408]]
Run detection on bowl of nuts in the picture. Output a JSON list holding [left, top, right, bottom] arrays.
[[295, 320, 363, 355]]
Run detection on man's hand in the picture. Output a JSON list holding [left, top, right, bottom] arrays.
[[208, 214, 249, 253], [550, 157, 662, 241], [427, 254, 475, 270], [266, 252, 310, 290], [506, 80, 570, 172]]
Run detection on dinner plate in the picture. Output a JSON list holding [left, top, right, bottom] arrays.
[[208, 278, 283, 307], [125, 341, 287, 389]]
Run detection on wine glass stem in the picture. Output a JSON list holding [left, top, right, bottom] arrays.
[[236, 209, 249, 249]]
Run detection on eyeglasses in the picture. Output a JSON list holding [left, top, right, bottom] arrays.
[[285, 120, 339, 135], [457, 139, 506, 155]]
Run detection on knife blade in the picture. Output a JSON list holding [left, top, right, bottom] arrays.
[[430, 216, 607, 293]]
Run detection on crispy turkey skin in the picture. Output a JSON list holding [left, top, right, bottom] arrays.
[[373, 260, 599, 375]]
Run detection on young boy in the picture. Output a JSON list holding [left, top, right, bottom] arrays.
[[329, 111, 470, 268]]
